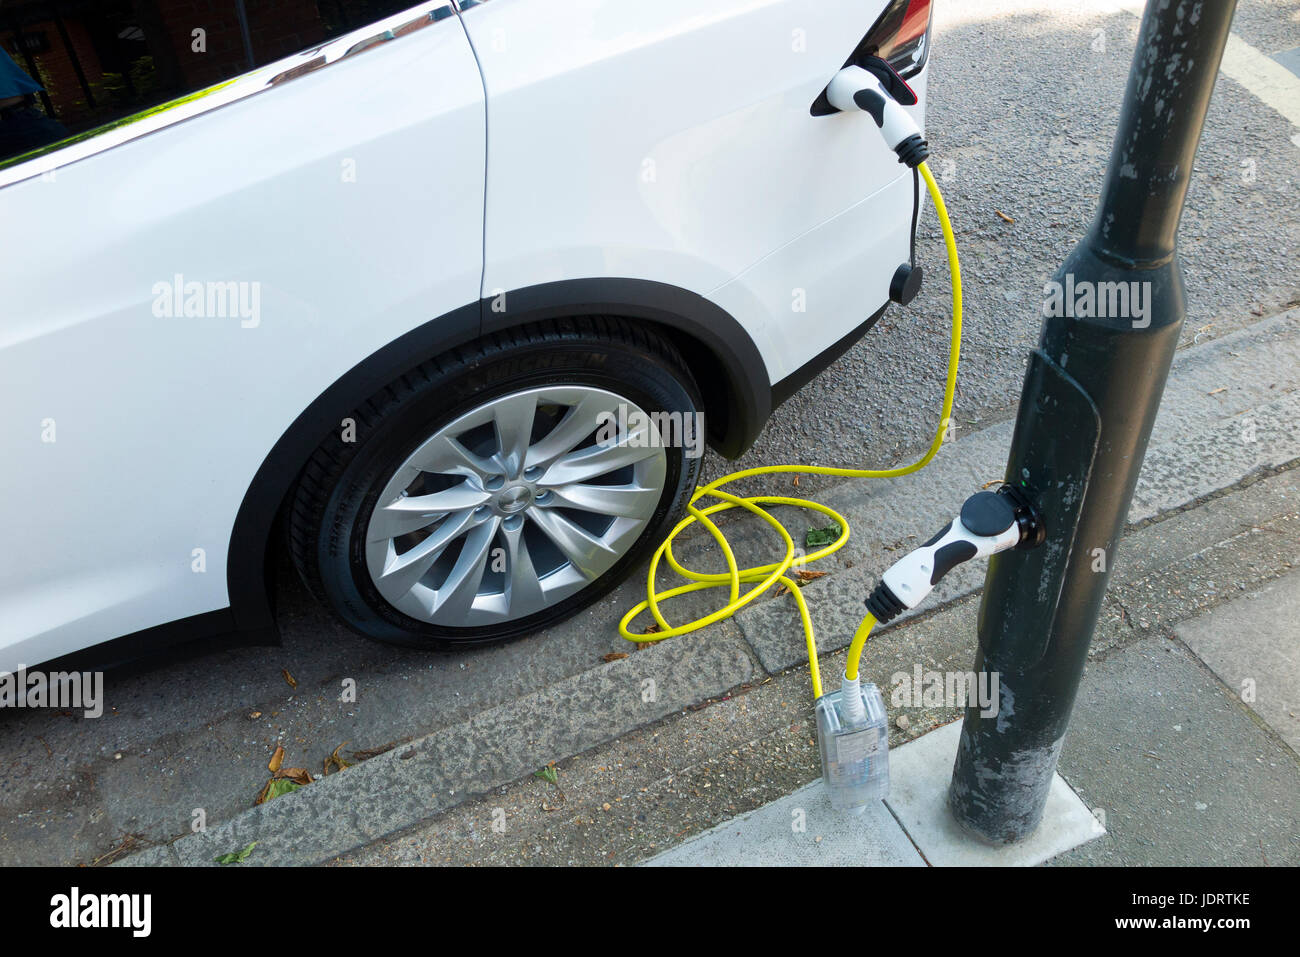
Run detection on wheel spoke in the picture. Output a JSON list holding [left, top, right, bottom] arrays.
[[373, 509, 480, 600], [500, 520, 548, 618], [527, 507, 620, 579], [406, 433, 496, 480], [492, 392, 538, 473], [366, 484, 492, 543], [543, 440, 662, 486], [524, 394, 609, 470], [542, 483, 660, 519], [431, 517, 500, 619]]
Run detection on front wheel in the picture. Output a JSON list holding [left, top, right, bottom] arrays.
[[287, 317, 704, 648]]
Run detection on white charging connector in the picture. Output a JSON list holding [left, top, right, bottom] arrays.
[[883, 515, 1019, 611], [827, 65, 929, 168], [866, 488, 1042, 626]]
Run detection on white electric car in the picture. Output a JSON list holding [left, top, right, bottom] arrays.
[[0, 0, 931, 670]]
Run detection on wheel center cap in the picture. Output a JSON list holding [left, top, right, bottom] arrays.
[[497, 484, 534, 513]]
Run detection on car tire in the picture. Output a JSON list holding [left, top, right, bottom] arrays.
[[286, 316, 704, 648]]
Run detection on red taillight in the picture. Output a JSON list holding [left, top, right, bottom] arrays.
[[809, 0, 934, 115], [867, 0, 933, 78], [895, 0, 933, 48]]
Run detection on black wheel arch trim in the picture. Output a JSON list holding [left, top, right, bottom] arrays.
[[483, 279, 771, 460], [225, 278, 773, 638]]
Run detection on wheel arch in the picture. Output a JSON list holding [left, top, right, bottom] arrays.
[[226, 278, 771, 637]]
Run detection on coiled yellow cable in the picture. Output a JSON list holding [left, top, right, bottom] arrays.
[[619, 161, 961, 701]]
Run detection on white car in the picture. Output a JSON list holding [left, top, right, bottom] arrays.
[[0, 0, 931, 670]]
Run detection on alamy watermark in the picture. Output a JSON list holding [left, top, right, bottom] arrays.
[[50, 887, 150, 936], [151, 273, 261, 328], [890, 665, 1000, 718], [595, 405, 705, 460], [1043, 274, 1152, 328], [0, 666, 103, 718]]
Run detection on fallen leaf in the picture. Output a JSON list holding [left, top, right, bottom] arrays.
[[792, 475, 800, 487], [277, 767, 314, 786], [268, 745, 285, 774], [805, 524, 841, 547], [795, 570, 828, 582], [323, 742, 353, 775], [214, 841, 258, 865], [603, 652, 629, 662], [282, 669, 297, 689], [256, 778, 302, 804]]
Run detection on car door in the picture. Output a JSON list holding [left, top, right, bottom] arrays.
[[0, 0, 485, 669]]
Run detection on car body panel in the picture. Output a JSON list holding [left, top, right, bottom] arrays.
[[0, 5, 486, 670], [0, 0, 927, 669], [461, 0, 924, 382]]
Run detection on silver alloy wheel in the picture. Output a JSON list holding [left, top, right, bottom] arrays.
[[364, 385, 669, 626]]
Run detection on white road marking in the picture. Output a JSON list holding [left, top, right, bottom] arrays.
[[1095, 0, 1300, 145], [1219, 34, 1300, 146]]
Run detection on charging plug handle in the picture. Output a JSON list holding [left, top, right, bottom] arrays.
[[828, 65, 930, 168], [866, 487, 1045, 625]]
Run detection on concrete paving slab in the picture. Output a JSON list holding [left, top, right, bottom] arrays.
[[1054, 637, 1300, 866], [642, 784, 924, 867], [1092, 469, 1300, 659], [884, 720, 1105, 866], [644, 718, 1103, 867], [1176, 570, 1300, 753]]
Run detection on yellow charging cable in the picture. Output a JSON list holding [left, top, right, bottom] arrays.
[[619, 161, 962, 700]]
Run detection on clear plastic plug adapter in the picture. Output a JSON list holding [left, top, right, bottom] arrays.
[[815, 680, 890, 812]]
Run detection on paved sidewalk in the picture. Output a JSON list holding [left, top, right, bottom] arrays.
[[644, 721, 1106, 867], [650, 571, 1300, 868]]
